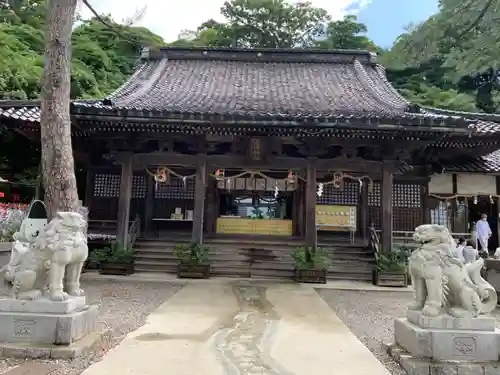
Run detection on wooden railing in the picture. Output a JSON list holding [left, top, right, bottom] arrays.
[[127, 216, 140, 249], [368, 223, 381, 262], [87, 217, 141, 248], [374, 230, 473, 249]]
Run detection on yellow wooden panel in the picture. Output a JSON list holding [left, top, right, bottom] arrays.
[[316, 205, 357, 231], [216, 218, 292, 236]]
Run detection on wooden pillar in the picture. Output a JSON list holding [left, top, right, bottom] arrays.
[[305, 159, 317, 248], [84, 168, 93, 210], [297, 179, 305, 237], [380, 164, 393, 252], [144, 174, 154, 237], [451, 173, 458, 233], [496, 176, 500, 245], [421, 181, 430, 224], [205, 178, 216, 236], [360, 181, 369, 242], [292, 184, 298, 236], [192, 154, 207, 244], [116, 154, 133, 247]]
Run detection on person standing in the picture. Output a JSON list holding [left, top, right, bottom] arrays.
[[476, 213, 492, 253]]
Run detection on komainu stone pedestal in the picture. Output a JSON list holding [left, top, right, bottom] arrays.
[[0, 296, 103, 359], [386, 311, 500, 375]]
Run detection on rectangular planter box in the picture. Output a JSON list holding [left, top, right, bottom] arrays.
[[294, 269, 327, 284], [177, 264, 211, 279], [373, 270, 408, 287], [99, 262, 134, 276]]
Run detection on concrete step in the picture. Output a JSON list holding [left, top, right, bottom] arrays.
[[132, 237, 375, 281]]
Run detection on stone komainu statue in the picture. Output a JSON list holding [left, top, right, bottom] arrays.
[[409, 224, 497, 318], [0, 209, 88, 301]]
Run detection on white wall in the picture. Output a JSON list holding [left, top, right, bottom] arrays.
[[457, 173, 496, 195], [428, 172, 497, 195], [428, 173, 453, 194]]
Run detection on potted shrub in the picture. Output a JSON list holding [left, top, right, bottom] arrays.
[[89, 241, 135, 275], [373, 247, 409, 287], [174, 242, 210, 279], [292, 246, 331, 284]]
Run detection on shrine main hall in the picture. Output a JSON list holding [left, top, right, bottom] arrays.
[[1, 46, 500, 278]]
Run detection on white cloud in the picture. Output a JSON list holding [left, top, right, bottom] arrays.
[[80, 0, 369, 42]]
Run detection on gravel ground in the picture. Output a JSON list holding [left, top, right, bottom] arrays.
[[317, 289, 500, 375], [0, 280, 182, 375]]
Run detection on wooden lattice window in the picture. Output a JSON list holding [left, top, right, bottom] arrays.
[[393, 183, 422, 231], [132, 175, 147, 199], [154, 177, 195, 199], [368, 182, 380, 206], [93, 173, 120, 197], [393, 184, 421, 208], [430, 201, 452, 230], [316, 181, 359, 205]]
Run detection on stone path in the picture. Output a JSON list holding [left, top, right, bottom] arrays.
[[80, 281, 391, 375]]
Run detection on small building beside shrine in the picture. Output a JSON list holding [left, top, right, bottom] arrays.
[[1, 46, 500, 279]]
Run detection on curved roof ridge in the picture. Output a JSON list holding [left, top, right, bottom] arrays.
[[144, 46, 377, 65], [103, 62, 150, 104], [374, 65, 411, 106], [352, 60, 408, 113], [105, 59, 169, 107]]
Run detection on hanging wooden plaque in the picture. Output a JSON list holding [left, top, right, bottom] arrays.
[[255, 178, 266, 191], [245, 178, 255, 190], [235, 178, 246, 190]]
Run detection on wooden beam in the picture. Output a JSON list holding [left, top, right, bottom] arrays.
[[128, 151, 387, 173], [192, 154, 207, 244], [305, 159, 317, 248], [116, 153, 133, 246], [132, 152, 197, 168], [380, 164, 393, 252]]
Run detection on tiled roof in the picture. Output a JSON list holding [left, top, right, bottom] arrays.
[[96, 47, 419, 120], [443, 150, 500, 173], [0, 101, 40, 123], [83, 47, 477, 126], [0, 47, 498, 131], [422, 106, 500, 134]]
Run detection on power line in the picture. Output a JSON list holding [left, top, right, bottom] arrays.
[[80, 0, 142, 46]]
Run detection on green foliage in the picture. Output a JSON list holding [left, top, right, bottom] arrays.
[[0, 222, 20, 242], [315, 15, 379, 51], [292, 246, 331, 270], [89, 241, 135, 264], [174, 243, 210, 266], [0, 4, 164, 100], [381, 0, 500, 112], [375, 247, 411, 273], [0, 0, 494, 126], [169, 3, 379, 52]]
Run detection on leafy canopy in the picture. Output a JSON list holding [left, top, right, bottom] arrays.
[[0, 0, 164, 100]]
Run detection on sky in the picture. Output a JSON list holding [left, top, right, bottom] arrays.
[[81, 0, 439, 48]]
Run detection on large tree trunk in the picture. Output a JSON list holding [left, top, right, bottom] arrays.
[[40, 0, 79, 219]]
